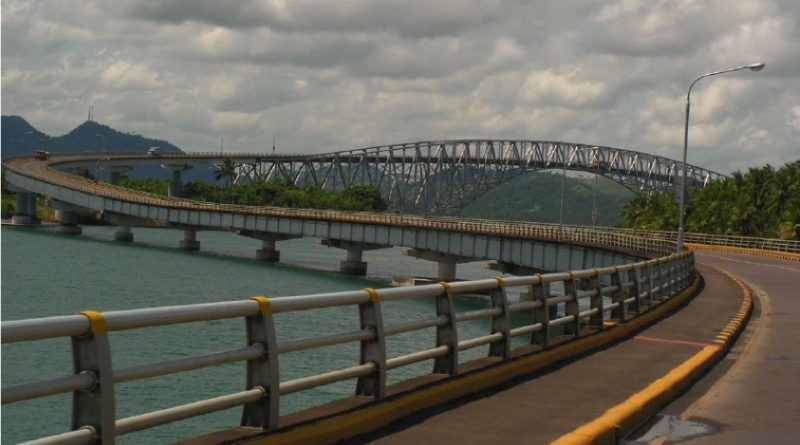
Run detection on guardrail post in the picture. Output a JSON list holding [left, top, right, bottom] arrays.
[[357, 288, 387, 399], [588, 270, 604, 327], [73, 310, 115, 444], [532, 276, 555, 346], [489, 278, 511, 358], [667, 256, 678, 297], [630, 265, 642, 313], [564, 273, 580, 336], [642, 261, 654, 308], [435, 283, 459, 375], [609, 267, 625, 320], [241, 296, 279, 430], [654, 259, 666, 301]]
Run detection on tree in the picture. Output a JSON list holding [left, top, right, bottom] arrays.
[[215, 156, 237, 188]]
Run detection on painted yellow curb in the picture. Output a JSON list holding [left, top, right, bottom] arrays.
[[686, 243, 800, 262], [238, 276, 703, 445], [550, 272, 753, 445]]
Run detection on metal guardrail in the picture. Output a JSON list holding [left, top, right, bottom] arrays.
[[1, 251, 695, 444]]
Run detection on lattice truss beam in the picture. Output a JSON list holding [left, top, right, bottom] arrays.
[[226, 140, 723, 213]]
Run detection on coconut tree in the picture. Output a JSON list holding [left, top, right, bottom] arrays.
[[215, 156, 236, 187]]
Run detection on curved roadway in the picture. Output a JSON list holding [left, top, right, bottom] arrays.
[[641, 252, 800, 444]]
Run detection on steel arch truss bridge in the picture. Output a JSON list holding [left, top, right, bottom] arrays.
[[229, 140, 723, 213]]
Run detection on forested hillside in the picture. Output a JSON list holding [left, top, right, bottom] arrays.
[[451, 171, 636, 226]]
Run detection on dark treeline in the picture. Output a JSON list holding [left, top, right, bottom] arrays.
[[118, 177, 387, 212], [619, 160, 800, 239]]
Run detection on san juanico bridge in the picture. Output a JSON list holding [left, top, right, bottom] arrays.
[[2, 136, 799, 445]]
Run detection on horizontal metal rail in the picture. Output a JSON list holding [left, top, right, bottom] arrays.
[[2, 250, 696, 443]]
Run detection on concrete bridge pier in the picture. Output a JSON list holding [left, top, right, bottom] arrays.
[[11, 191, 40, 225], [342, 248, 367, 275], [162, 163, 193, 198], [406, 249, 479, 282], [105, 213, 149, 243], [319, 239, 389, 276], [7, 185, 40, 225], [51, 200, 86, 235], [114, 225, 133, 242], [238, 231, 300, 262], [99, 165, 133, 186], [256, 239, 280, 262], [54, 210, 82, 235], [179, 228, 200, 250]]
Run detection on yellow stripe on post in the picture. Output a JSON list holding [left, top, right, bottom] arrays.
[[440, 282, 452, 295], [250, 296, 272, 315], [79, 310, 108, 336], [494, 276, 507, 289], [364, 288, 380, 303]]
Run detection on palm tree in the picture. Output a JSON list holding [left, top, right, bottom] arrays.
[[215, 156, 236, 187]]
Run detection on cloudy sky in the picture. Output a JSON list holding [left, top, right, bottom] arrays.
[[2, 0, 799, 173]]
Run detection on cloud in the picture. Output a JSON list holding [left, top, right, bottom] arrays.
[[521, 71, 609, 108], [115, 0, 506, 38], [2, 0, 799, 173], [100, 61, 162, 90]]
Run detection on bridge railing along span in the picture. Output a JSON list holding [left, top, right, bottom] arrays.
[[6, 155, 678, 257], [1, 251, 694, 445]]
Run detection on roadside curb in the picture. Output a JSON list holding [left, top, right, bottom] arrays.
[[550, 270, 753, 445], [686, 243, 800, 262]]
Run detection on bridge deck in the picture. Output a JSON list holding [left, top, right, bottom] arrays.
[[640, 252, 800, 444], [347, 264, 742, 444]]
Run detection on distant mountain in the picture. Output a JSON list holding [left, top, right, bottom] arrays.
[[1, 116, 183, 158]]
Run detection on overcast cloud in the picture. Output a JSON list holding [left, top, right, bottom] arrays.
[[2, 0, 798, 173]]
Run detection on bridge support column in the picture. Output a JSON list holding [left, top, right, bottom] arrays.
[[319, 239, 388, 276], [162, 163, 193, 198], [238, 231, 301, 263], [437, 261, 457, 282], [11, 192, 39, 225], [114, 225, 133, 242], [256, 239, 280, 262], [179, 229, 200, 250], [99, 165, 133, 186], [56, 210, 82, 235], [341, 249, 367, 276], [405, 249, 479, 283], [51, 200, 88, 235]]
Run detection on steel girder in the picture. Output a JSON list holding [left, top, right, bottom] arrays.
[[224, 140, 723, 213]]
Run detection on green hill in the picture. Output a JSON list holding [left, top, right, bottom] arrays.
[[448, 171, 636, 226]]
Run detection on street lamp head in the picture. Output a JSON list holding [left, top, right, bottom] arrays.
[[747, 63, 765, 71]]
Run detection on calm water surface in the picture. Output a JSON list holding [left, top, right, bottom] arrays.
[[2, 225, 527, 444]]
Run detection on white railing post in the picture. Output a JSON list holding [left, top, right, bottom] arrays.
[[241, 296, 279, 430], [564, 273, 581, 336], [489, 278, 512, 358], [532, 276, 554, 346], [610, 267, 625, 320], [356, 289, 387, 399], [434, 283, 459, 375], [72, 310, 115, 444], [588, 270, 604, 327]]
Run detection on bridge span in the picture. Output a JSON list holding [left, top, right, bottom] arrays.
[[2, 149, 798, 445], [4, 152, 673, 280]]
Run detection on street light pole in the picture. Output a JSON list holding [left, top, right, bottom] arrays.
[[676, 62, 765, 252]]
